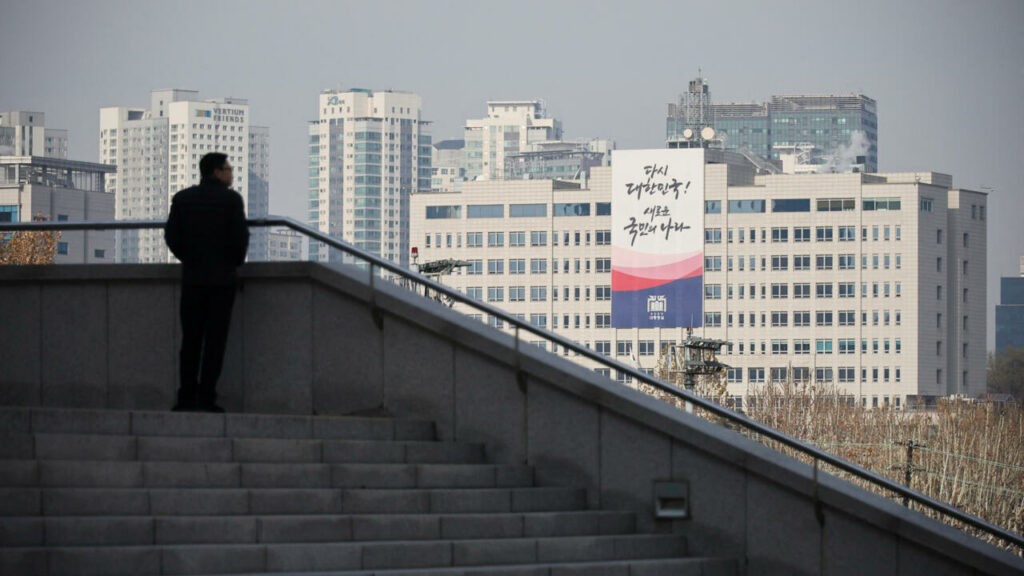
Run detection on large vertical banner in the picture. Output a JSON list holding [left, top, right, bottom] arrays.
[[612, 149, 704, 328]]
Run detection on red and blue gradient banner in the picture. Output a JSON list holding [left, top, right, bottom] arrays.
[[611, 149, 704, 328]]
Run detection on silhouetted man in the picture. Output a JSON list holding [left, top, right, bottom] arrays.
[[165, 152, 249, 412]]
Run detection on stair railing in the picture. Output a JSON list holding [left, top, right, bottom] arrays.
[[2, 215, 1021, 553]]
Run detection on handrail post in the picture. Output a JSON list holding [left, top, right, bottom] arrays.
[[369, 262, 383, 330]]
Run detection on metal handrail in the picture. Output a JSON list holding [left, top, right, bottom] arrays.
[[2, 216, 1022, 551]]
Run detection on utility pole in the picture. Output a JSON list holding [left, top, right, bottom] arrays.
[[890, 439, 922, 507]]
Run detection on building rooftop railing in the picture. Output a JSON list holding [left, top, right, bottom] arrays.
[[1, 215, 1021, 553]]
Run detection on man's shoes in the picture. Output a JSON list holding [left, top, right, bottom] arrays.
[[172, 401, 224, 413]]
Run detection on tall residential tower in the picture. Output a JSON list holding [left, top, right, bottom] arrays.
[[100, 89, 269, 263], [307, 88, 431, 266]]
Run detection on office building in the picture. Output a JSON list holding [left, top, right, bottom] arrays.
[[504, 139, 615, 181], [307, 88, 431, 266], [464, 101, 561, 181], [0, 111, 68, 159], [100, 89, 269, 263], [995, 257, 1024, 353], [0, 156, 115, 262], [411, 150, 986, 408], [666, 77, 878, 172]]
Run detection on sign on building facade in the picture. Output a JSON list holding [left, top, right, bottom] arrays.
[[612, 149, 704, 328]]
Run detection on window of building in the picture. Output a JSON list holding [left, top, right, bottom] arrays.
[[530, 231, 547, 246], [794, 311, 811, 327], [863, 198, 901, 211], [816, 227, 833, 242], [487, 259, 504, 274], [509, 231, 526, 247], [509, 286, 525, 302], [467, 204, 503, 218], [487, 287, 504, 302], [728, 199, 765, 213], [509, 203, 546, 218], [771, 227, 789, 242]]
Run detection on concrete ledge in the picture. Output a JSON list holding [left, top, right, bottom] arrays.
[[2, 261, 1021, 575]]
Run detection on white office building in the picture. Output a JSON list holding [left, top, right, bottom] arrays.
[[411, 150, 987, 409], [100, 90, 269, 262], [307, 88, 431, 266], [464, 101, 562, 181]]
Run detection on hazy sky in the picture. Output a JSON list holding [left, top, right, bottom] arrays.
[[2, 0, 1022, 349]]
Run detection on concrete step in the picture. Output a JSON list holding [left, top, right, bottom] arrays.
[[0, 511, 636, 546], [0, 407, 436, 441], [2, 487, 586, 517], [0, 461, 533, 489], [2, 433, 484, 464], [0, 534, 690, 575], [203, 557, 737, 576]]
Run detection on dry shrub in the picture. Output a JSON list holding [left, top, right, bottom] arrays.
[[641, 367, 1024, 554], [0, 213, 60, 265]]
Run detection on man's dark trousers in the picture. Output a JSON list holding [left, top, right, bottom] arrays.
[[178, 284, 236, 408]]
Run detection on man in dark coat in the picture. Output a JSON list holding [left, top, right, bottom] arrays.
[[165, 152, 249, 412]]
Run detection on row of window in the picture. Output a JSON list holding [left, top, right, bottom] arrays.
[[706, 253, 904, 272], [426, 202, 612, 220], [703, 281, 902, 300], [706, 225, 902, 244], [468, 285, 613, 303], [704, 197, 900, 214], [720, 310, 902, 328], [461, 258, 612, 275], [726, 366, 902, 384], [425, 230, 611, 248], [468, 313, 614, 330]]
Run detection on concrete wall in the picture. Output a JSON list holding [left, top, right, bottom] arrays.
[[0, 261, 1020, 575]]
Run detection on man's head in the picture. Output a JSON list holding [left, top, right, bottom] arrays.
[[199, 152, 233, 187]]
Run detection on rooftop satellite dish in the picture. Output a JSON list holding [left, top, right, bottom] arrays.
[[701, 126, 716, 141], [682, 128, 693, 140]]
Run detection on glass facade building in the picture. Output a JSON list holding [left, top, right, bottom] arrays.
[[995, 262, 1024, 353], [665, 85, 878, 172]]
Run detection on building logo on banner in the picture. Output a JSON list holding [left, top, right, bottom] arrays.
[[611, 149, 704, 328]]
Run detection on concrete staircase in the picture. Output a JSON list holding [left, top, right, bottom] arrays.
[[0, 407, 735, 575]]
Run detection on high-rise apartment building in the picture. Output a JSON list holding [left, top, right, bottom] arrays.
[[268, 229, 303, 261], [0, 156, 115, 262], [411, 151, 986, 409], [666, 78, 878, 172], [463, 101, 562, 181], [0, 111, 68, 159], [995, 257, 1024, 353], [307, 88, 431, 266], [248, 125, 271, 261], [100, 89, 269, 263]]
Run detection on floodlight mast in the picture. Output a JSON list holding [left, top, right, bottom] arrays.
[[410, 247, 471, 307]]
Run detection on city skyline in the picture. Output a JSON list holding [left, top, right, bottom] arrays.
[[2, 0, 1021, 350]]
